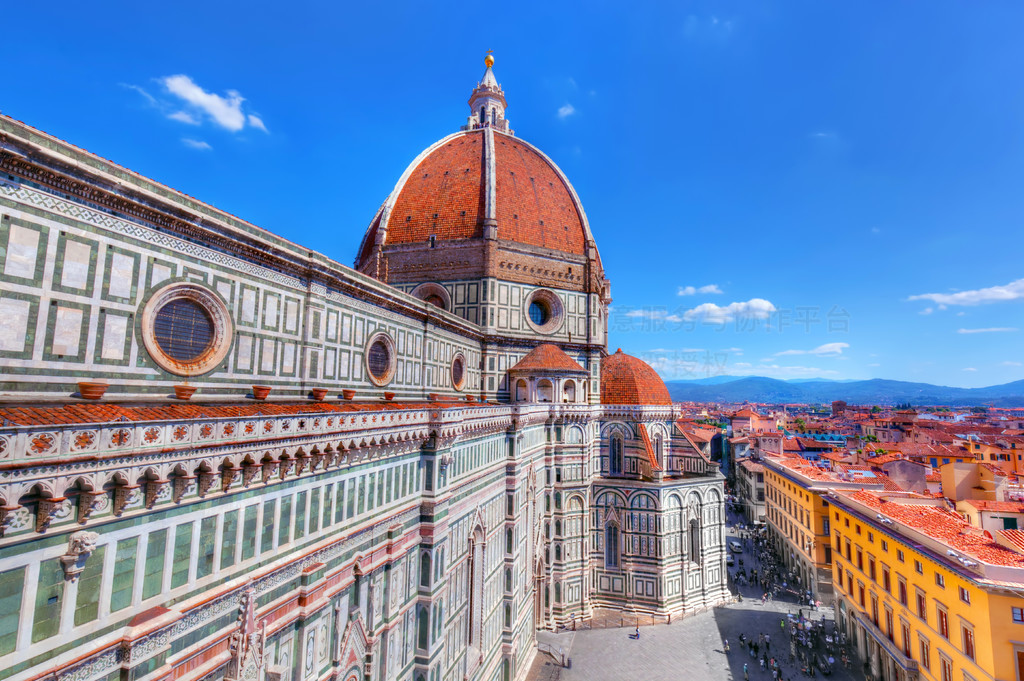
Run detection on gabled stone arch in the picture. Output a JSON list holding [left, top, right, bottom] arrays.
[[600, 422, 633, 440], [629, 491, 659, 510], [564, 493, 586, 512]]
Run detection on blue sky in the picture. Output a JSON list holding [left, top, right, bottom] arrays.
[[5, 1, 1024, 388]]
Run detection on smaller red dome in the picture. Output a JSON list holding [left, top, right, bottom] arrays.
[[601, 349, 672, 406]]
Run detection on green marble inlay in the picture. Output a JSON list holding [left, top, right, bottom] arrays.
[[0, 566, 25, 655], [74, 544, 107, 626], [110, 537, 138, 613], [32, 558, 64, 643]]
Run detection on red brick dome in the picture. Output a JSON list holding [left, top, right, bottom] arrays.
[[601, 349, 672, 406], [356, 129, 591, 268]]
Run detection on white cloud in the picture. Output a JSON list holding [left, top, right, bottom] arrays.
[[161, 75, 258, 132], [957, 327, 1018, 334], [963, 367, 978, 372], [557, 103, 576, 119], [121, 83, 157, 105], [1002, 361, 1023, 367], [625, 309, 682, 323], [682, 298, 776, 323], [677, 284, 723, 296], [909, 278, 1024, 307], [168, 110, 199, 125], [919, 307, 933, 315], [182, 138, 212, 151], [775, 342, 850, 357], [247, 114, 268, 133]]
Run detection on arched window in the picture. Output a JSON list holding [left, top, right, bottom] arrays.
[[563, 380, 576, 403], [467, 530, 484, 650], [689, 518, 702, 565], [653, 435, 663, 467], [491, 107, 497, 125], [610, 435, 623, 475], [605, 524, 619, 568], [515, 379, 528, 402], [420, 552, 431, 587], [480, 106, 486, 125], [537, 379, 553, 402]]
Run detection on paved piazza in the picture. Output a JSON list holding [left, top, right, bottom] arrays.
[[530, 519, 866, 681]]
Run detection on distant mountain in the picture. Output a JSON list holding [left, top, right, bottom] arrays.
[[665, 376, 1024, 407]]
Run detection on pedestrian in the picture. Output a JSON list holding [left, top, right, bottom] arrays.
[[725, 639, 730, 653], [744, 663, 749, 681]]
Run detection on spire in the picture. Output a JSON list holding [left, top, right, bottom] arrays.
[[463, 52, 512, 135]]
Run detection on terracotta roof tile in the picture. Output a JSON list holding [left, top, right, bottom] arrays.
[[600, 349, 671, 406], [509, 344, 587, 373]]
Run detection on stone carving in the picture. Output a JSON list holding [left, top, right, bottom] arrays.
[[113, 486, 141, 516], [60, 530, 100, 581], [198, 472, 218, 497], [77, 491, 107, 523], [173, 476, 196, 502], [225, 589, 265, 681], [37, 497, 68, 532]]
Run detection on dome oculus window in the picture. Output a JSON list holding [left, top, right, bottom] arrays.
[[451, 353, 466, 391], [141, 283, 232, 376], [364, 331, 397, 386], [523, 289, 564, 335]]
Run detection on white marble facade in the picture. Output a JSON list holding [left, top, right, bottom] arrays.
[[0, 86, 726, 681]]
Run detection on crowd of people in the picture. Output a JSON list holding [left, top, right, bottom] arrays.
[[723, 496, 852, 678]]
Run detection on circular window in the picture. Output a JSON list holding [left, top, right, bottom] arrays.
[[451, 353, 466, 391], [528, 301, 549, 326], [154, 299, 214, 361], [364, 332, 397, 386], [141, 283, 232, 376], [524, 289, 564, 335]]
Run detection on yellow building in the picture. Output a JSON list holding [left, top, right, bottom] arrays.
[[829, 489, 1024, 681], [762, 455, 884, 603]]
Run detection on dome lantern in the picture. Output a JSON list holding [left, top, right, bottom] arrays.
[[465, 52, 512, 134]]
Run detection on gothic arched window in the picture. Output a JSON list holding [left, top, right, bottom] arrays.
[[605, 524, 619, 568], [689, 518, 702, 565], [610, 435, 623, 475]]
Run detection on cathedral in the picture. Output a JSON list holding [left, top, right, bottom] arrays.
[[0, 56, 727, 681]]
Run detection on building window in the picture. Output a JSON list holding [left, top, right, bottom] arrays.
[[940, 655, 952, 681], [882, 539, 888, 552], [962, 625, 975, 660], [524, 289, 564, 334], [141, 283, 233, 376], [365, 331, 397, 386], [919, 637, 931, 670], [610, 435, 623, 475], [917, 591, 927, 621], [605, 525, 619, 569], [935, 572, 945, 588], [869, 556, 876, 582], [937, 606, 949, 639], [857, 547, 864, 571], [1013, 607, 1024, 623], [882, 565, 891, 593], [915, 560, 924, 574], [450, 353, 466, 391], [901, 621, 911, 657], [898, 578, 908, 605]]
